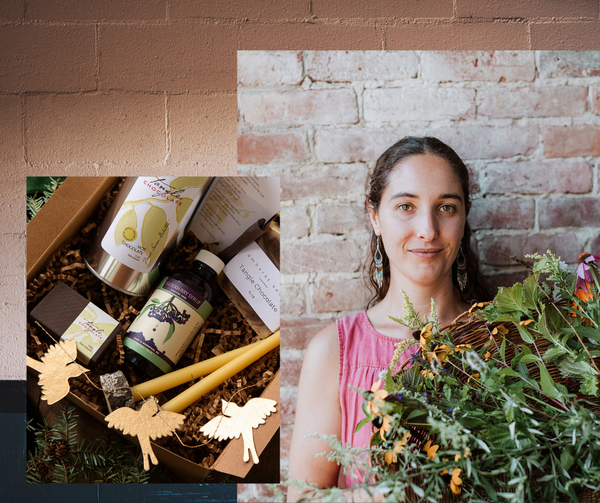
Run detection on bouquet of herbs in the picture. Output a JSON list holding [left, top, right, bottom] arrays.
[[355, 251, 600, 502]]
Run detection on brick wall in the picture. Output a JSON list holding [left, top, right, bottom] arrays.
[[238, 49, 600, 480]]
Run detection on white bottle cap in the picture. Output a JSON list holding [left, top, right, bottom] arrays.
[[195, 249, 224, 275]]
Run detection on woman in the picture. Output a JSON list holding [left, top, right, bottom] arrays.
[[287, 137, 493, 501]]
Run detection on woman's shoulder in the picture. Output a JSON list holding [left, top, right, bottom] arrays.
[[309, 312, 365, 348]]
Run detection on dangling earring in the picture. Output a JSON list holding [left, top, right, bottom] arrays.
[[374, 235, 383, 289], [456, 245, 467, 291]]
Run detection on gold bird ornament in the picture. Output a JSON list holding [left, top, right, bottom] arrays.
[[26, 339, 89, 405], [200, 398, 277, 464], [105, 397, 185, 470]]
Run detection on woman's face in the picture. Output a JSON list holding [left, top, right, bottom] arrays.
[[368, 153, 467, 290]]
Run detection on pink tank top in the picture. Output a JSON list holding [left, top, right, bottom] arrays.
[[337, 311, 418, 487]]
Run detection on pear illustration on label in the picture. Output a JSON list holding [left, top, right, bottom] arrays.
[[100, 177, 208, 275]]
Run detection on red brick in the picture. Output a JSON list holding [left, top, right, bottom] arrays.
[[0, 96, 23, 163], [478, 86, 587, 119], [364, 88, 475, 122], [433, 125, 538, 160], [281, 358, 303, 387], [0, 0, 23, 20], [481, 160, 593, 194], [280, 282, 305, 316], [311, 278, 372, 313], [589, 234, 600, 253], [237, 483, 276, 502], [238, 133, 307, 164], [307, 51, 418, 82], [280, 386, 297, 425], [457, 0, 598, 19], [169, 93, 237, 174], [469, 198, 535, 230], [481, 233, 582, 266], [238, 51, 303, 87], [0, 25, 96, 92], [593, 84, 600, 115], [422, 51, 535, 82], [282, 240, 361, 274], [539, 51, 600, 78], [315, 202, 370, 234], [100, 23, 237, 92], [281, 317, 335, 350], [314, 128, 410, 163], [281, 206, 310, 239], [239, 89, 358, 125], [279, 163, 368, 201], [485, 270, 529, 292], [238, 22, 381, 50], [386, 23, 528, 50], [26, 94, 166, 164], [531, 23, 600, 51], [543, 126, 600, 158], [539, 197, 600, 229], [26, 0, 165, 20], [313, 0, 453, 18], [171, 0, 310, 19]]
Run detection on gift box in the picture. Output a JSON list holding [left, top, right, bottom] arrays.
[[26, 176, 280, 482]]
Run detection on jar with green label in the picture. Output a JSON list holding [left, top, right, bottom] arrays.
[[123, 249, 224, 378]]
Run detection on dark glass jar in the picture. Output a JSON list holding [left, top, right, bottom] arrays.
[[123, 250, 224, 379]]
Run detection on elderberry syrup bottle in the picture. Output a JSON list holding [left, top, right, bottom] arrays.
[[123, 249, 224, 378]]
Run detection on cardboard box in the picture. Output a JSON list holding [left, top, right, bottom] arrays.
[[26, 177, 280, 482]]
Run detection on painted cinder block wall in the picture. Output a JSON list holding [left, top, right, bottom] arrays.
[[1, 1, 600, 501]]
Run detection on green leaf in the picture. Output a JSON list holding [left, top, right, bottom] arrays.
[[542, 346, 567, 363], [561, 326, 600, 342], [522, 274, 539, 310], [560, 447, 575, 471], [495, 283, 525, 313], [514, 322, 534, 344], [539, 364, 562, 400], [410, 484, 424, 498], [497, 368, 520, 377], [519, 354, 541, 364], [500, 335, 506, 362], [355, 416, 373, 433], [405, 409, 427, 421]]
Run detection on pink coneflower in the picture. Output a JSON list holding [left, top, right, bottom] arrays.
[[576, 253, 600, 294]]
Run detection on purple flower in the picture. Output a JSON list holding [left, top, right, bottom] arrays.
[[576, 253, 600, 293]]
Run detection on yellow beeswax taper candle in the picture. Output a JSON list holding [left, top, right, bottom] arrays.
[[130, 340, 261, 401], [161, 331, 280, 413]]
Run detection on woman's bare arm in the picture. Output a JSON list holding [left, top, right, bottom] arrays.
[[287, 322, 343, 501]]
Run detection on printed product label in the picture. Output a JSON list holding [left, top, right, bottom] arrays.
[[189, 176, 280, 252], [223, 241, 280, 332], [123, 277, 212, 373], [101, 177, 207, 273], [61, 303, 119, 365]]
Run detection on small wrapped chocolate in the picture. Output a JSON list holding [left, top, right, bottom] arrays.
[[29, 282, 122, 367]]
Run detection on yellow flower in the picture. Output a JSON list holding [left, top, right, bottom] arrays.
[[519, 319, 534, 326], [463, 447, 471, 458], [379, 414, 392, 441], [454, 453, 461, 462], [367, 379, 389, 416], [575, 286, 594, 302], [385, 432, 410, 465], [454, 344, 472, 354], [467, 373, 480, 383], [423, 440, 439, 460], [421, 369, 436, 379], [419, 323, 433, 352], [450, 468, 463, 495], [484, 351, 491, 360], [492, 325, 508, 336], [468, 302, 489, 314]]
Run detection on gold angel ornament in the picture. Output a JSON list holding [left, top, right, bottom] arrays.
[[105, 398, 185, 470], [26, 339, 89, 405], [200, 398, 277, 464]]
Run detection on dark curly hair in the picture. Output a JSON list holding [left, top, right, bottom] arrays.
[[365, 136, 493, 308]]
